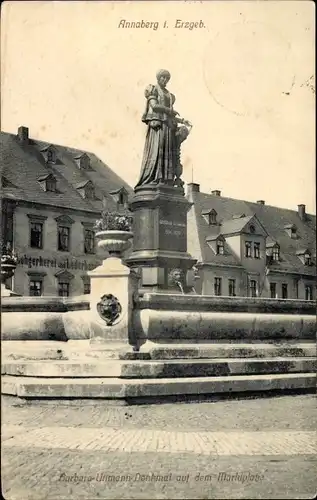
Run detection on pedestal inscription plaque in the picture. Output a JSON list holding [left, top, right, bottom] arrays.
[[159, 210, 186, 252]]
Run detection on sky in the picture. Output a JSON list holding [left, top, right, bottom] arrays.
[[1, 1, 315, 213]]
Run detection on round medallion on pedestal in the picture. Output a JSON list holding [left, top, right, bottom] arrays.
[[96, 293, 122, 325]]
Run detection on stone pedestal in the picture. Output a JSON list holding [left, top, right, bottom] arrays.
[[1, 262, 19, 297], [1, 283, 13, 297], [88, 257, 139, 351], [126, 184, 196, 291]]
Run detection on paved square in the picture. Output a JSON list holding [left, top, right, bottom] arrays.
[[2, 395, 316, 499]]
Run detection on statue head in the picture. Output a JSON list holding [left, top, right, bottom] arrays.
[[168, 268, 185, 286], [156, 69, 171, 88]]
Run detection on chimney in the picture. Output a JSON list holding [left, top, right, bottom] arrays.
[[298, 204, 306, 220], [211, 190, 221, 196], [17, 126, 29, 144], [257, 200, 265, 205], [187, 183, 200, 193]]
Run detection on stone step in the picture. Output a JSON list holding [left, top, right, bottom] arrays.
[[2, 340, 315, 361], [2, 373, 315, 400], [2, 357, 316, 379], [139, 342, 316, 360]]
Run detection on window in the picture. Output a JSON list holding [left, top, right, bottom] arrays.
[[47, 148, 56, 164], [305, 285, 313, 301], [254, 242, 260, 259], [284, 224, 297, 239], [216, 240, 224, 255], [228, 279, 236, 297], [84, 229, 95, 254], [270, 282, 277, 299], [85, 185, 95, 200], [249, 280, 257, 297], [58, 282, 70, 297], [38, 174, 56, 192], [119, 192, 125, 206], [272, 246, 280, 261], [304, 253, 311, 266], [214, 277, 222, 296], [58, 226, 70, 251], [30, 222, 43, 248], [55, 216, 74, 252], [209, 211, 217, 225], [76, 181, 95, 200], [29, 280, 42, 296], [46, 178, 56, 192], [81, 275, 91, 295], [74, 154, 90, 170], [245, 241, 252, 258], [282, 283, 288, 299], [55, 269, 73, 296], [249, 225, 255, 234]]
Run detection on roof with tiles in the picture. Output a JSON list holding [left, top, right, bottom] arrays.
[[0, 128, 133, 214], [187, 184, 316, 276]]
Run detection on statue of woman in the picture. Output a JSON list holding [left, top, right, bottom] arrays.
[[135, 69, 191, 188]]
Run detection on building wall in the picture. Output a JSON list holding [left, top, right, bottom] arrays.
[[261, 274, 315, 300], [259, 274, 297, 299], [12, 203, 102, 296], [239, 233, 266, 276], [200, 265, 315, 300], [201, 266, 246, 296]]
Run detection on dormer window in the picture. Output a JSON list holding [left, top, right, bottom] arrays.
[[284, 224, 297, 239], [47, 150, 54, 163], [296, 249, 312, 266], [210, 210, 217, 225], [85, 184, 94, 200], [272, 245, 280, 261], [74, 153, 91, 170], [119, 192, 125, 206], [304, 253, 311, 266], [37, 174, 57, 192], [216, 239, 224, 255], [2, 176, 17, 189], [202, 208, 218, 225], [40, 145, 57, 165], [110, 188, 129, 209], [207, 235, 226, 255], [76, 180, 95, 200], [266, 241, 280, 262], [47, 147, 56, 164]]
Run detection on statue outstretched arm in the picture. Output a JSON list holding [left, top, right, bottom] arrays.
[[175, 117, 192, 127], [150, 100, 177, 116]]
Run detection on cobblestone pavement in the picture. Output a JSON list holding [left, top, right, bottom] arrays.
[[2, 395, 317, 499], [2, 394, 316, 431], [2, 449, 316, 499], [2, 425, 316, 455]]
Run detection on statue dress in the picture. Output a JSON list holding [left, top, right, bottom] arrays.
[[135, 84, 178, 187]]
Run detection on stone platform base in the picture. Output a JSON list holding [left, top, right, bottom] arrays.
[[1, 373, 315, 402], [2, 340, 316, 404]]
